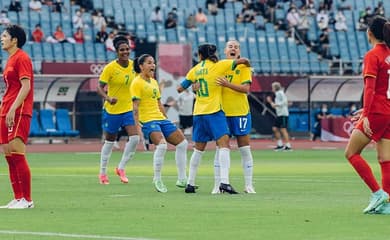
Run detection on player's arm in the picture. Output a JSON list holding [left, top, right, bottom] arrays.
[[6, 77, 31, 127], [177, 79, 193, 93], [216, 76, 250, 93], [97, 81, 117, 105], [234, 58, 251, 68], [158, 99, 168, 118], [132, 98, 143, 135]]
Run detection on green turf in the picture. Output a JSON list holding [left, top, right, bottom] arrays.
[[0, 149, 387, 240]]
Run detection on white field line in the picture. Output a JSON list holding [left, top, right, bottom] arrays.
[[0, 230, 157, 240]]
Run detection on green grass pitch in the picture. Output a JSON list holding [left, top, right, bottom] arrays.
[[0, 149, 387, 240]]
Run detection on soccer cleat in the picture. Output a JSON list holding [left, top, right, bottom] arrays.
[[0, 199, 19, 209], [99, 174, 109, 185], [273, 145, 284, 151], [219, 183, 239, 194], [115, 168, 129, 183], [244, 185, 256, 194], [283, 146, 293, 151], [374, 202, 390, 214], [185, 184, 196, 193], [154, 180, 168, 193], [211, 185, 221, 194], [363, 189, 389, 214], [8, 198, 34, 209], [175, 179, 187, 188]]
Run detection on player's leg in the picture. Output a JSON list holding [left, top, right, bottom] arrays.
[[165, 123, 188, 188], [237, 135, 255, 193], [211, 147, 221, 194]]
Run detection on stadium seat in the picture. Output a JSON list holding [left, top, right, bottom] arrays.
[[39, 109, 64, 136], [29, 110, 48, 137], [63, 43, 75, 62], [55, 109, 80, 137], [52, 44, 65, 62], [42, 43, 54, 62]]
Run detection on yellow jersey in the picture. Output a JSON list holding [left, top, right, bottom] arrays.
[[185, 59, 236, 115], [222, 65, 252, 116], [99, 59, 136, 114], [131, 75, 166, 123]]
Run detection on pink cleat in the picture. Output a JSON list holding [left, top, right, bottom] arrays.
[[99, 174, 109, 185], [115, 168, 129, 183]]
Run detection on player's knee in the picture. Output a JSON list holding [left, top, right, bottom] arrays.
[[157, 142, 167, 151], [129, 135, 140, 144], [176, 139, 188, 149]]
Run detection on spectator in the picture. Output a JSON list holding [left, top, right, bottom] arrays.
[[73, 27, 84, 43], [185, 13, 196, 29], [47, 25, 76, 43], [95, 25, 108, 43], [311, 103, 333, 141], [297, 5, 310, 44], [170, 7, 178, 22], [0, 11, 11, 26], [92, 10, 106, 30], [337, 0, 352, 11], [318, 28, 330, 59], [206, 0, 218, 16], [344, 103, 358, 118], [52, 0, 66, 12], [358, 7, 374, 31], [266, 0, 277, 23], [316, 8, 329, 31], [72, 9, 86, 29], [105, 31, 116, 51], [150, 6, 163, 23], [286, 6, 300, 38], [307, 0, 317, 15], [195, 8, 207, 24], [217, 0, 227, 9], [29, 0, 42, 12], [374, 1, 385, 17], [334, 9, 348, 32], [31, 24, 44, 42], [164, 12, 177, 29], [252, 0, 268, 17], [241, 3, 255, 23], [8, 0, 22, 12]]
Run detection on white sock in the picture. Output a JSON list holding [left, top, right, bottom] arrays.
[[153, 143, 167, 181], [187, 149, 203, 186], [219, 147, 230, 184], [175, 139, 188, 181], [277, 139, 283, 147], [213, 147, 220, 187], [240, 145, 254, 187], [100, 140, 114, 175], [118, 135, 139, 169], [285, 142, 291, 148]]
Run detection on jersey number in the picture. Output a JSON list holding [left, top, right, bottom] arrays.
[[125, 75, 130, 85], [197, 78, 209, 97], [239, 117, 248, 129]]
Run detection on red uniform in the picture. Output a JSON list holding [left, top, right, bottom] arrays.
[[0, 49, 34, 144], [356, 43, 390, 141]]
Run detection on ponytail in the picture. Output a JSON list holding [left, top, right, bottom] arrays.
[[383, 22, 390, 48], [133, 57, 140, 73]]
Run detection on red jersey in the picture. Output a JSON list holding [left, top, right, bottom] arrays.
[[1, 49, 34, 117], [363, 43, 390, 115]]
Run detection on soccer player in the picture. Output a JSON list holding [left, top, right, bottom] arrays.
[[344, 16, 390, 214], [178, 43, 250, 194], [266, 82, 292, 151], [0, 25, 34, 209], [211, 40, 255, 194], [97, 35, 139, 185], [131, 54, 188, 193]]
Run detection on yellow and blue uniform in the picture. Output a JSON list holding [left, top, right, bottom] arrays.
[[131, 75, 177, 140], [100, 59, 136, 134], [181, 59, 236, 142], [222, 65, 252, 136]]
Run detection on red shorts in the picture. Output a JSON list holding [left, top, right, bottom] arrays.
[[355, 113, 390, 142], [0, 115, 31, 144]]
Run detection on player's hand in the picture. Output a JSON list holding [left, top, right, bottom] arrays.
[[216, 76, 229, 87], [106, 96, 117, 105], [350, 108, 362, 126], [266, 96, 272, 104], [362, 117, 372, 137], [192, 81, 200, 92]]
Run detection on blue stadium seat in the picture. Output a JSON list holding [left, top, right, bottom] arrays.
[[52, 44, 65, 62], [63, 43, 75, 62], [32, 43, 43, 61], [94, 43, 107, 62], [42, 43, 54, 62], [73, 44, 86, 62], [39, 109, 64, 136], [166, 28, 178, 42], [55, 109, 80, 137], [30, 110, 48, 137]]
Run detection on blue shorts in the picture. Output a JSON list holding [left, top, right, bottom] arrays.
[[226, 113, 252, 136], [142, 120, 178, 141], [102, 110, 135, 134], [192, 111, 229, 143]]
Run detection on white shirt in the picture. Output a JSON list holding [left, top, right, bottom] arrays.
[[274, 89, 289, 116], [177, 90, 195, 116]]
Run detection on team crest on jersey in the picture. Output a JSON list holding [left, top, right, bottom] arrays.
[[385, 55, 390, 65], [235, 69, 240, 75]]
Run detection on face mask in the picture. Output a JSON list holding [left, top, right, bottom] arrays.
[[322, 108, 327, 113], [350, 106, 356, 112]]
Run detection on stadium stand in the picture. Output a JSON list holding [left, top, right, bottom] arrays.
[[39, 109, 64, 137], [55, 108, 80, 137]]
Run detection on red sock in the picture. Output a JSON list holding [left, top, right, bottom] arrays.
[[380, 161, 390, 194], [348, 154, 380, 192], [12, 153, 32, 201], [5, 155, 23, 199]]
